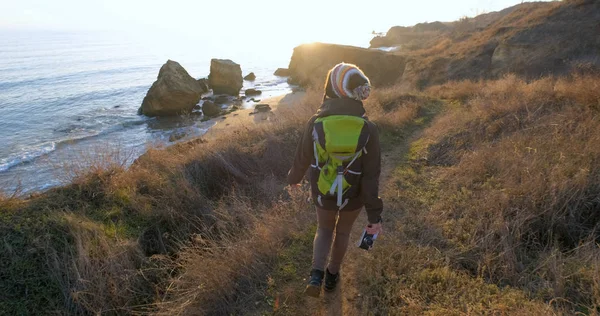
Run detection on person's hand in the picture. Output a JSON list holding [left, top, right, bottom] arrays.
[[366, 222, 382, 235]]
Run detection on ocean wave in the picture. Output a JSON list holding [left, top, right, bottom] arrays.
[[0, 65, 156, 90], [10, 84, 150, 114], [59, 84, 149, 105], [0, 117, 149, 173], [0, 142, 57, 173], [52, 117, 148, 147]]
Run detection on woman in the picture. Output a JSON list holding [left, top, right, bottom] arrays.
[[287, 63, 384, 297]]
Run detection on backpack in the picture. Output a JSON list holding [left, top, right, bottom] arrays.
[[311, 115, 370, 209]]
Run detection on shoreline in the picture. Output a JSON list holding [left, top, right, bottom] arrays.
[[0, 31, 293, 195], [202, 91, 306, 140], [0, 90, 301, 196], [0, 69, 293, 195]]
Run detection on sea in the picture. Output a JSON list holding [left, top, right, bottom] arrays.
[[0, 30, 297, 194]]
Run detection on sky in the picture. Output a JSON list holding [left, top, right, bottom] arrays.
[[1, 0, 548, 49]]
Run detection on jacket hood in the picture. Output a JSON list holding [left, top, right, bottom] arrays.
[[316, 98, 366, 118]]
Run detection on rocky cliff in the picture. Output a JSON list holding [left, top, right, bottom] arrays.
[[287, 43, 406, 87], [368, 0, 600, 90], [369, 5, 522, 50]]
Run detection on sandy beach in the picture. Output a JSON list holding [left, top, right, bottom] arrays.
[[203, 91, 307, 139]]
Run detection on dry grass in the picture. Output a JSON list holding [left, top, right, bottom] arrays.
[[155, 192, 314, 315], [2, 73, 600, 315], [0, 89, 323, 315], [392, 1, 599, 90], [428, 75, 600, 312], [353, 74, 600, 314]]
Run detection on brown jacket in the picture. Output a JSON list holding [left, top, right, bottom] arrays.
[[287, 98, 383, 223]]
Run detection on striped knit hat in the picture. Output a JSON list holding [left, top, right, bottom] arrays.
[[324, 63, 371, 101]]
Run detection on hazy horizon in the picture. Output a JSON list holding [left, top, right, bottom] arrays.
[[2, 0, 551, 49]]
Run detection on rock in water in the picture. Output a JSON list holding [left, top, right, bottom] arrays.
[[245, 88, 262, 96], [139, 60, 206, 116], [208, 59, 243, 95], [202, 101, 221, 117], [244, 72, 256, 81], [274, 68, 290, 76], [255, 104, 271, 113], [197, 78, 210, 91], [214, 95, 230, 105]]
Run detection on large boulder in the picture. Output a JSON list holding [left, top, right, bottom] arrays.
[[244, 72, 256, 81], [287, 43, 407, 87], [208, 59, 243, 95], [274, 68, 290, 77], [255, 104, 271, 113], [197, 78, 210, 91], [245, 88, 262, 96], [214, 95, 230, 105], [202, 101, 221, 117], [139, 60, 206, 116]]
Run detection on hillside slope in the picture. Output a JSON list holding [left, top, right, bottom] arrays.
[[2, 1, 600, 314], [369, 2, 529, 49], [261, 74, 600, 315], [2, 74, 599, 314], [373, 1, 600, 90]]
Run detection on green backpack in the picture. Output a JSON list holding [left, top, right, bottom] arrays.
[[311, 115, 370, 209]]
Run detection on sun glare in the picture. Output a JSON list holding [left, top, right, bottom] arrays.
[[1, 0, 548, 50]]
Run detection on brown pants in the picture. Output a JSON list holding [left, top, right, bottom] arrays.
[[312, 207, 361, 274]]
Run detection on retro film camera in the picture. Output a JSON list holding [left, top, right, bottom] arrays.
[[357, 226, 379, 250]]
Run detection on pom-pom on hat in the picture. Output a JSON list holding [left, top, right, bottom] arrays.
[[324, 63, 371, 101]]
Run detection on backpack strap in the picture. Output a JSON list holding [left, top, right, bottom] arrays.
[[317, 195, 324, 207], [311, 126, 324, 170], [340, 198, 349, 210], [330, 148, 365, 208], [311, 141, 320, 170], [344, 146, 365, 172], [329, 166, 344, 206]]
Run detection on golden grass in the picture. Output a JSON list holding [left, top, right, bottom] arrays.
[[393, 1, 599, 91], [0, 88, 322, 315], [368, 73, 600, 314], [2, 74, 600, 314]]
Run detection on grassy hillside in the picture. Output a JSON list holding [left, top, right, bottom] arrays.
[[355, 73, 600, 315], [1, 2, 600, 313], [372, 1, 600, 90], [2, 73, 599, 315], [258, 74, 600, 315], [0, 91, 323, 314]]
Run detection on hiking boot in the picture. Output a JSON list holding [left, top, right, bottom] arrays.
[[324, 269, 339, 292], [304, 269, 324, 297]]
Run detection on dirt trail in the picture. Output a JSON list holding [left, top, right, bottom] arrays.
[[317, 143, 412, 316], [266, 103, 441, 315]]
